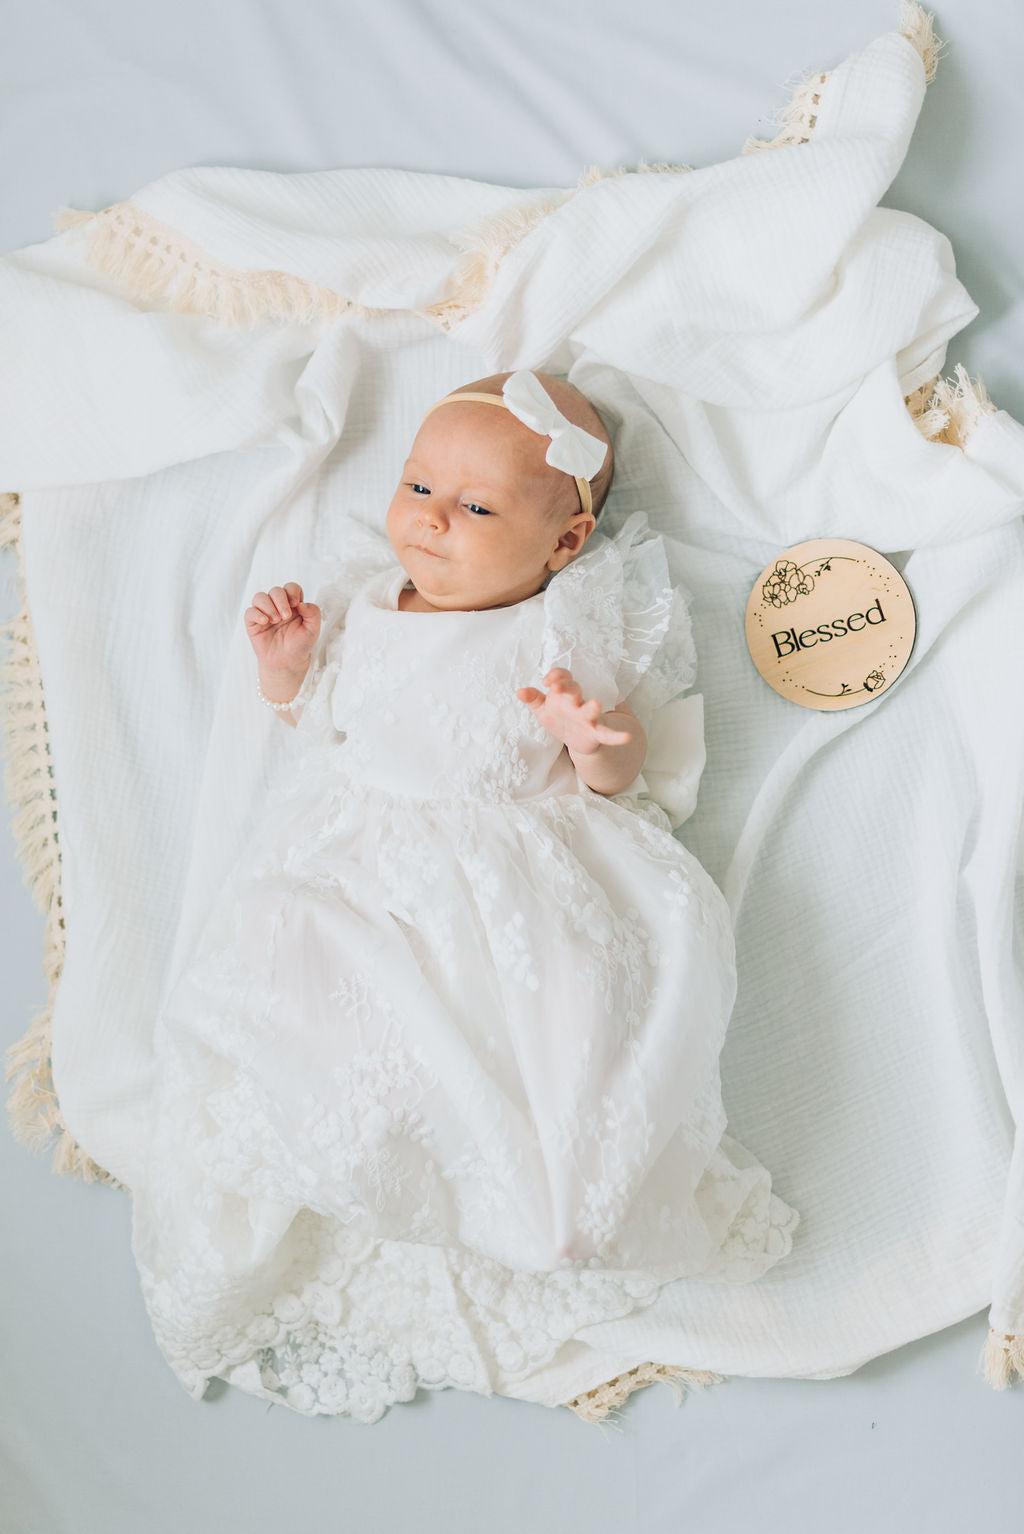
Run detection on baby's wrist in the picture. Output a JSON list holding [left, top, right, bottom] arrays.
[[258, 657, 310, 681], [565, 735, 602, 757], [257, 656, 311, 706]]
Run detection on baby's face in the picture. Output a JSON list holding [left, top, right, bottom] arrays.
[[385, 402, 595, 611]]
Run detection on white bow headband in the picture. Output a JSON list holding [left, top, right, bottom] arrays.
[[419, 369, 608, 518]]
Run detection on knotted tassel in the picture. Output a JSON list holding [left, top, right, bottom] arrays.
[[979, 1329, 1024, 1390], [563, 1362, 724, 1424]]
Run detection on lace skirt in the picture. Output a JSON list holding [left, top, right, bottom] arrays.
[[131, 771, 800, 1416]]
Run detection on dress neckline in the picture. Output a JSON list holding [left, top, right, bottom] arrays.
[[372, 565, 550, 616]]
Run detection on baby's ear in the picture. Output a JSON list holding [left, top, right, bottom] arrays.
[[555, 515, 595, 555]]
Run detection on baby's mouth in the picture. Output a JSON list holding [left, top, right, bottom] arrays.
[[413, 544, 444, 558]]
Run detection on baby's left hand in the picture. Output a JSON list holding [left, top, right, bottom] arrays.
[[516, 669, 633, 756]]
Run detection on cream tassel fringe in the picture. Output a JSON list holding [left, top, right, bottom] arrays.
[[898, 0, 945, 83], [742, 70, 830, 155], [979, 1330, 1024, 1390], [742, 3, 943, 157], [904, 362, 998, 447], [576, 158, 693, 188], [419, 193, 571, 331], [51, 192, 537, 334], [0, 492, 118, 1186], [51, 201, 359, 328], [563, 1362, 724, 1424]]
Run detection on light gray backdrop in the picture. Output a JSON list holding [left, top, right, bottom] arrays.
[[2, 2, 1022, 1530]]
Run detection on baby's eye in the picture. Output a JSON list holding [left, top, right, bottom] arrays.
[[409, 483, 429, 495], [465, 503, 492, 516]]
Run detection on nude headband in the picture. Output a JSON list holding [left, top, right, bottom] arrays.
[[419, 369, 608, 519]]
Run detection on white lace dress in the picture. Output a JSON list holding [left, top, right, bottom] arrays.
[[131, 510, 800, 1419]]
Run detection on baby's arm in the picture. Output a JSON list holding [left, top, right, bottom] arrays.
[[516, 669, 647, 796], [245, 582, 320, 728]]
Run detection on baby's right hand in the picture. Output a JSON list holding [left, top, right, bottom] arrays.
[[245, 583, 321, 669]]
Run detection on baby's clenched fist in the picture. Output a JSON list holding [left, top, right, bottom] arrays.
[[245, 583, 321, 671]]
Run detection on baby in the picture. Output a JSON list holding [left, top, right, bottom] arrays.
[[132, 366, 798, 1409], [245, 369, 647, 798]]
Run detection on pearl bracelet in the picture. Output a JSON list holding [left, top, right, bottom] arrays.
[[256, 675, 302, 712]]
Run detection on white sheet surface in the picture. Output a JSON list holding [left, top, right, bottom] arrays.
[[3, 1, 1024, 1529]]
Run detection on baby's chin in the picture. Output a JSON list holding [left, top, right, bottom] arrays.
[[397, 548, 549, 610], [407, 575, 528, 612]]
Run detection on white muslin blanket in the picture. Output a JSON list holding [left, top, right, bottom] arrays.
[[2, 13, 1023, 1420]]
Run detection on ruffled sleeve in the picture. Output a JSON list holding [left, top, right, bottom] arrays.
[[285, 518, 399, 739], [537, 509, 705, 829]]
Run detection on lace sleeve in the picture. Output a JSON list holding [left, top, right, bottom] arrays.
[[614, 524, 697, 722], [538, 509, 705, 829], [539, 510, 697, 713], [537, 526, 626, 711]]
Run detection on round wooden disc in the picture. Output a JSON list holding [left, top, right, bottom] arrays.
[[744, 538, 916, 711]]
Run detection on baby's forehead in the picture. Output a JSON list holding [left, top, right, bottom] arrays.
[[411, 400, 544, 463]]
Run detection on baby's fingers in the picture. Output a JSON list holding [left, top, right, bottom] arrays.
[[516, 686, 545, 706], [247, 585, 311, 630], [268, 585, 294, 621], [247, 593, 280, 628], [594, 724, 633, 745], [545, 668, 581, 697]]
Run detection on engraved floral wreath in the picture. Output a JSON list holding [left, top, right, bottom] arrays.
[[761, 556, 888, 698]]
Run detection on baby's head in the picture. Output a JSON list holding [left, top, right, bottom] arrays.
[[385, 370, 614, 612]]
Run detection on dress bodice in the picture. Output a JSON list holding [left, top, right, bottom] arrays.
[[326, 566, 580, 804], [287, 511, 705, 827]]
